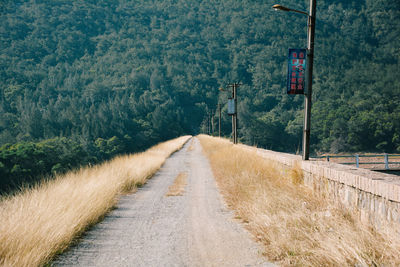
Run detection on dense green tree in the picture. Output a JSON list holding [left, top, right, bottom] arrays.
[[0, 0, 399, 193]]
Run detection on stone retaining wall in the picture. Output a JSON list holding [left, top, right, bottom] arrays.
[[239, 144, 400, 232]]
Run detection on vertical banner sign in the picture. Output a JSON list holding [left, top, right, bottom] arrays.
[[287, 48, 307, 95]]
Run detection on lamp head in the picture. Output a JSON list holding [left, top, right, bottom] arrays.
[[272, 4, 291, 12]]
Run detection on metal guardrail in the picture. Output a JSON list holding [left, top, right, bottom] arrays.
[[315, 154, 400, 170]]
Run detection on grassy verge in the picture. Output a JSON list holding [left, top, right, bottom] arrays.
[[198, 135, 400, 266], [0, 136, 191, 266]]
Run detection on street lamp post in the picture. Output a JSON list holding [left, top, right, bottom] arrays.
[[273, 0, 317, 160]]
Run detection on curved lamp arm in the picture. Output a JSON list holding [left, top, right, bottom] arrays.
[[272, 4, 309, 16]]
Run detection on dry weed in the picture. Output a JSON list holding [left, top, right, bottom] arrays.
[[166, 172, 188, 196], [0, 136, 191, 267], [198, 134, 400, 266], [290, 162, 304, 185], [188, 139, 195, 151]]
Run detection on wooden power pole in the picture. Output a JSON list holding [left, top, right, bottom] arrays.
[[228, 83, 241, 144], [218, 104, 221, 137], [211, 110, 214, 136]]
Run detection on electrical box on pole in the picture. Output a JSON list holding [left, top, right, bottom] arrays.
[[227, 98, 235, 115]]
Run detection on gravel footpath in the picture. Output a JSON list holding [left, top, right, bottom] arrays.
[[53, 137, 274, 266]]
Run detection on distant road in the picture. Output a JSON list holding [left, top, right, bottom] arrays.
[[53, 137, 273, 266]]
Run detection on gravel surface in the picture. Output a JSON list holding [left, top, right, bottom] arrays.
[[53, 137, 274, 266]]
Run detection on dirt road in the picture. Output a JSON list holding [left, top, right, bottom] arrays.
[[53, 137, 274, 266]]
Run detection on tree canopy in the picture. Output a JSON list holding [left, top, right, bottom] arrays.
[[1, 0, 399, 191]]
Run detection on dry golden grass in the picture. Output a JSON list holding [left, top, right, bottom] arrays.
[[198, 134, 400, 266], [166, 172, 188, 196], [289, 162, 304, 185], [188, 140, 195, 152], [0, 136, 191, 267]]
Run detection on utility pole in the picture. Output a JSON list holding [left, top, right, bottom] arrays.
[[303, 0, 316, 160], [211, 109, 214, 136], [219, 83, 241, 143], [218, 104, 221, 137], [228, 83, 241, 144], [233, 84, 237, 144], [207, 112, 211, 135]]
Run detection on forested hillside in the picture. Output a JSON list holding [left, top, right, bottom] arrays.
[[1, 0, 399, 189]]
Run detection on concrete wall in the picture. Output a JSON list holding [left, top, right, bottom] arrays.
[[239, 144, 400, 232]]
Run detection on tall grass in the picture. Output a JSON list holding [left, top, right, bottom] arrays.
[[198, 135, 400, 266], [0, 136, 190, 266]]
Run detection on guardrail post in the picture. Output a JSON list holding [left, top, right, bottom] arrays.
[[384, 153, 389, 170], [355, 154, 359, 168]]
